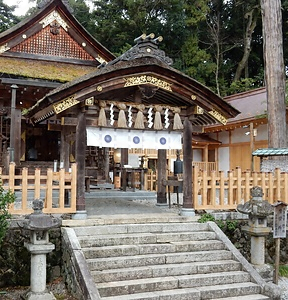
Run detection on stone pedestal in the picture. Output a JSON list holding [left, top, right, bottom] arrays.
[[242, 226, 271, 266], [180, 207, 196, 216], [25, 243, 56, 300]]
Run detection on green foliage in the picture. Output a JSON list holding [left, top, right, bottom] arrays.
[[279, 265, 288, 277], [198, 213, 215, 223], [0, 183, 15, 245], [0, 0, 20, 33], [198, 213, 238, 233], [228, 78, 257, 95]]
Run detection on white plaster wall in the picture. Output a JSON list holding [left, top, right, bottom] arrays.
[[217, 131, 229, 144], [193, 149, 202, 162], [218, 147, 230, 173], [128, 154, 140, 167], [231, 128, 251, 143], [231, 124, 267, 144], [254, 124, 267, 141]]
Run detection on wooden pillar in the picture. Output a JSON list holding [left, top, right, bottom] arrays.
[[9, 85, 21, 165], [75, 110, 86, 214], [14, 109, 21, 165], [182, 117, 194, 213], [60, 127, 70, 171], [121, 148, 128, 191], [204, 145, 208, 164], [104, 147, 110, 182], [157, 149, 167, 204]]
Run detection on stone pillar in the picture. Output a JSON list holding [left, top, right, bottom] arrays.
[[25, 243, 55, 299], [251, 237, 266, 265]]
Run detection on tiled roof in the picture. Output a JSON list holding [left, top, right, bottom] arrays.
[[252, 148, 288, 156]]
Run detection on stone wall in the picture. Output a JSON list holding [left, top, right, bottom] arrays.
[[216, 216, 288, 266], [61, 228, 84, 300], [1, 216, 287, 289], [0, 219, 61, 288], [261, 158, 288, 173]]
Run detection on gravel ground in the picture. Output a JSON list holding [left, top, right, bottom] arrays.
[[279, 277, 288, 299], [0, 278, 77, 299]]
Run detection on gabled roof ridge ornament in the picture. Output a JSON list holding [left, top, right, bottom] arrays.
[[102, 33, 173, 68], [40, 10, 69, 31]]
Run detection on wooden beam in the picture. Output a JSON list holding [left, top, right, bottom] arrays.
[[61, 117, 78, 126], [192, 125, 204, 134], [47, 123, 62, 131], [1, 78, 61, 88], [61, 117, 98, 127]]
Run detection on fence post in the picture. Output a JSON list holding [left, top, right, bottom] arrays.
[[210, 171, 216, 206], [219, 171, 225, 206], [70, 163, 77, 211], [236, 167, 242, 204], [8, 162, 15, 191], [193, 166, 199, 208], [228, 170, 233, 206]]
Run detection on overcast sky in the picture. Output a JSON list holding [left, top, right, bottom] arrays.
[[3, 0, 35, 16], [3, 0, 93, 16]]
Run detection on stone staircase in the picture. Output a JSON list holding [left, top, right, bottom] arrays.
[[63, 215, 279, 299]]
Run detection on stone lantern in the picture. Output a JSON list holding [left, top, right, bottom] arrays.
[[237, 186, 273, 267], [20, 199, 61, 300]]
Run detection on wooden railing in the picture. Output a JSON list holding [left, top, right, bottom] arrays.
[[146, 166, 288, 210], [192, 162, 217, 175], [1, 162, 77, 215], [4, 163, 287, 214], [193, 166, 288, 210], [146, 170, 157, 191]]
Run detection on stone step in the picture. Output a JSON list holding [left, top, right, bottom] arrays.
[[97, 271, 251, 297], [78, 231, 217, 247], [92, 260, 242, 283], [62, 214, 199, 226], [87, 250, 232, 271], [73, 222, 209, 236], [216, 295, 270, 300], [82, 240, 225, 258], [101, 283, 263, 299], [85, 190, 157, 200], [197, 282, 262, 298]]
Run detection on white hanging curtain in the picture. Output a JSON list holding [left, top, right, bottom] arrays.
[[86, 127, 182, 149]]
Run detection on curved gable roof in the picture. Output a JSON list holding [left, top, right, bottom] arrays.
[[0, 0, 114, 66], [26, 35, 240, 127]]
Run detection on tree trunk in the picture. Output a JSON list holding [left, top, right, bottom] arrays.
[[234, 7, 259, 82], [260, 0, 286, 148]]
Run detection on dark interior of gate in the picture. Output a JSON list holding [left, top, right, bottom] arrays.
[[25, 34, 239, 194]]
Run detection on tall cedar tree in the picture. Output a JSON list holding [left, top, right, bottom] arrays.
[[261, 0, 287, 148]]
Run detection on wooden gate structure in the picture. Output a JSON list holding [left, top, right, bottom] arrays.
[[25, 35, 239, 216], [0, 0, 239, 217]]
